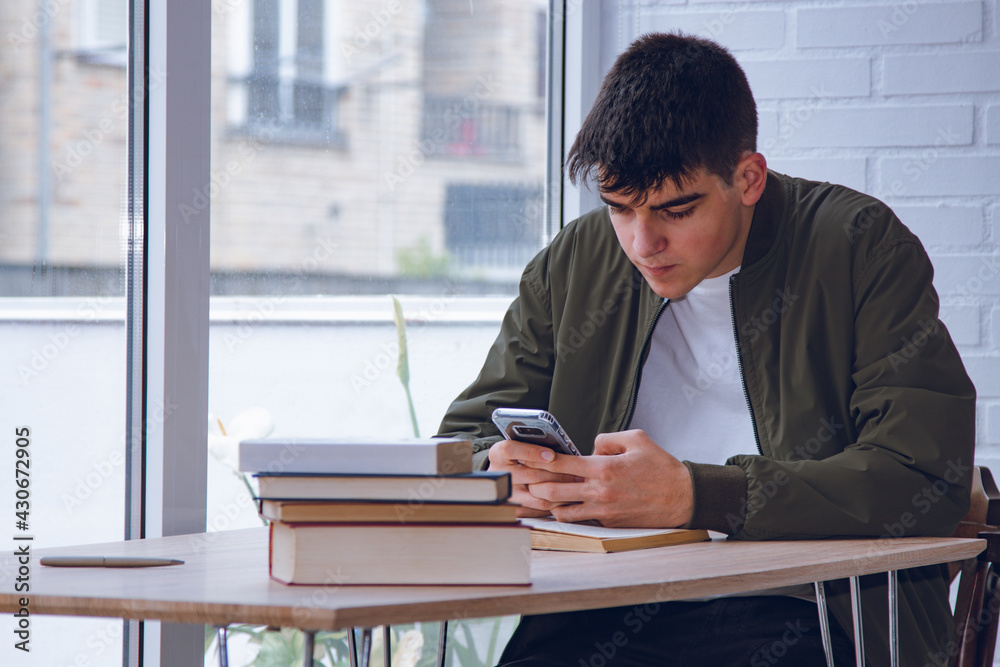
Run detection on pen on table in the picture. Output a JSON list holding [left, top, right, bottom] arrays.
[[39, 556, 184, 568]]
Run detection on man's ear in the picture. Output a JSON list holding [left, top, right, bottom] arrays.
[[735, 153, 767, 206]]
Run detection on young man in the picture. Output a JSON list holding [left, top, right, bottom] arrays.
[[438, 33, 975, 666]]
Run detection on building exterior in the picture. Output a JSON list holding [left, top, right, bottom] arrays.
[[0, 0, 549, 294]]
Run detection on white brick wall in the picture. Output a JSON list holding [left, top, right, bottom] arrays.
[[994, 304, 1000, 346], [989, 403, 1000, 444], [881, 156, 1000, 196], [988, 104, 1000, 144], [785, 105, 974, 148], [970, 357, 1000, 397], [644, 10, 786, 50], [741, 58, 872, 99], [941, 304, 982, 345], [932, 255, 1000, 295], [893, 205, 985, 246], [763, 157, 868, 193], [796, 3, 983, 48], [885, 52, 1000, 95]]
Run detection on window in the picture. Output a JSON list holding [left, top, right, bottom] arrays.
[[421, 95, 521, 160], [77, 0, 127, 65], [443, 182, 544, 274], [1, 0, 129, 664], [8, 0, 553, 663], [206, 1, 551, 663], [228, 0, 346, 146], [420, 0, 547, 161]]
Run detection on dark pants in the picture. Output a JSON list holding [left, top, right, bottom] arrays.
[[498, 596, 857, 667]]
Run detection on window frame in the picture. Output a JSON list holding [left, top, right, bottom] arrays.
[[557, 0, 601, 224], [128, 0, 211, 664]]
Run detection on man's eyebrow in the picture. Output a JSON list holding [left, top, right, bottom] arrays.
[[649, 193, 704, 210], [599, 192, 705, 209]]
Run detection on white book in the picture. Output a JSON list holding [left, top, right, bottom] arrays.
[[238, 437, 472, 475]]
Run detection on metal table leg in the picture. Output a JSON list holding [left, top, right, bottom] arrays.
[[850, 575, 866, 667], [360, 627, 373, 667], [348, 627, 374, 667], [216, 626, 229, 667], [383, 626, 391, 667], [813, 582, 834, 667], [303, 629, 316, 667], [888, 570, 899, 667], [437, 620, 449, 667]]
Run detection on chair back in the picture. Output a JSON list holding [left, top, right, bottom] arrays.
[[950, 466, 1000, 667]]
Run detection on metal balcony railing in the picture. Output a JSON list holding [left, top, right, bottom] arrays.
[[422, 96, 520, 161], [229, 73, 348, 148]]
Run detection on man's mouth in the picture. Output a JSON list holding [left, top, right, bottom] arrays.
[[642, 264, 676, 277]]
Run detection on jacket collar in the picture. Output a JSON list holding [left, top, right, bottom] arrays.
[[741, 170, 785, 270]]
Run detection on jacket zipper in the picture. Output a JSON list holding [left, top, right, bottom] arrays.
[[621, 298, 669, 429], [730, 275, 763, 455]]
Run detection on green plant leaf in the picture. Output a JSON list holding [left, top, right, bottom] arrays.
[[205, 625, 218, 655], [392, 296, 410, 387], [392, 296, 420, 437], [484, 617, 504, 664]]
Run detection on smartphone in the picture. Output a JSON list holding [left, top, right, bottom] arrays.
[[491, 408, 582, 456]]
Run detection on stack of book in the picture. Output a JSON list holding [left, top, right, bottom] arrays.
[[238, 436, 531, 585]]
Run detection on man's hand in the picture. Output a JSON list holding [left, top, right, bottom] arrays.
[[523, 429, 694, 528], [487, 439, 584, 518]]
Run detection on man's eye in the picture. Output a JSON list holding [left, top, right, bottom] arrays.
[[664, 207, 695, 220]]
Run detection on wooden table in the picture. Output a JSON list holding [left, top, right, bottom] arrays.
[[0, 528, 985, 666]]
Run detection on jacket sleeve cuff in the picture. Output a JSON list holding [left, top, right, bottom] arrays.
[[682, 461, 748, 535]]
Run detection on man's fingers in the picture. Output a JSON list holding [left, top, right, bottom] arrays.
[[549, 503, 597, 524], [492, 439, 557, 465], [511, 485, 564, 513], [495, 440, 602, 479], [527, 452, 597, 478], [593, 432, 630, 456], [490, 454, 578, 486], [528, 480, 587, 504], [516, 467, 576, 484]]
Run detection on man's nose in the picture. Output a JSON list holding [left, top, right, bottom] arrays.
[[632, 214, 666, 258]]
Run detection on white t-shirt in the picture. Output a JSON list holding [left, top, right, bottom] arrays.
[[629, 267, 756, 462], [629, 268, 813, 601]]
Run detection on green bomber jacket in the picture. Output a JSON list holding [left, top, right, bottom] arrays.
[[437, 170, 976, 667]]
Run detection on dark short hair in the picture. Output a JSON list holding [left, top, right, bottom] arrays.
[[566, 32, 757, 200]]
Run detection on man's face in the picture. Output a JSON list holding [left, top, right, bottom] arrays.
[[601, 167, 754, 300]]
